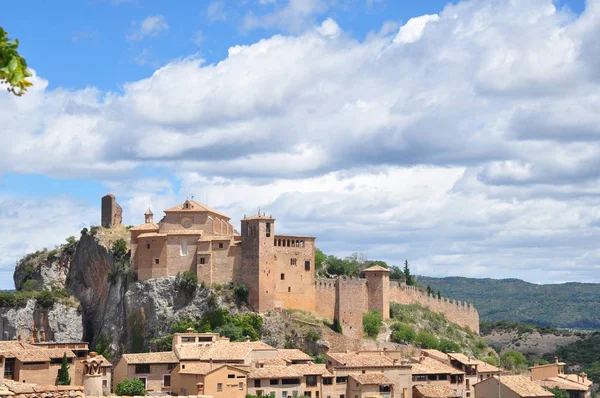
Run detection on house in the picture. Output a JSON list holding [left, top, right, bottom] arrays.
[[247, 363, 335, 398], [530, 358, 593, 398], [413, 385, 461, 398], [170, 362, 249, 398], [348, 373, 394, 398], [113, 352, 179, 393], [474, 375, 553, 398], [447, 352, 501, 397], [410, 355, 466, 397]]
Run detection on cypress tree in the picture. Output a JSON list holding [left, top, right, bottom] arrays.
[[403, 260, 413, 286], [57, 352, 71, 385]]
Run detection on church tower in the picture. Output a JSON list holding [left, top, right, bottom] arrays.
[[240, 212, 276, 312]]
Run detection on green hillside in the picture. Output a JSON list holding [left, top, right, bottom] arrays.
[[417, 277, 600, 329]]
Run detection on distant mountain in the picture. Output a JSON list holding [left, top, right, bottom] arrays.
[[417, 276, 600, 329]]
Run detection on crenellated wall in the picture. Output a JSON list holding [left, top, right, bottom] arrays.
[[389, 282, 479, 333], [315, 278, 337, 319], [335, 278, 368, 340]]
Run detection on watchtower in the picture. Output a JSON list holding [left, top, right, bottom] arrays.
[[364, 265, 391, 320], [240, 213, 276, 312]]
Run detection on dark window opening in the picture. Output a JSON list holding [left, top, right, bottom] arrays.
[[266, 223, 271, 237], [323, 377, 333, 385], [288, 287, 291, 292], [305, 260, 311, 271], [306, 375, 317, 387], [282, 378, 301, 385], [281, 273, 285, 280], [270, 379, 279, 385], [135, 364, 150, 374], [379, 386, 391, 393], [254, 380, 261, 388], [219, 242, 224, 249], [200, 257, 206, 265], [4, 359, 15, 379], [336, 376, 347, 384], [155, 258, 159, 264], [146, 243, 150, 249], [228, 374, 235, 379]]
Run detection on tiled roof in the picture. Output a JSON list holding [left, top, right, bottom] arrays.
[[249, 366, 303, 379], [529, 362, 567, 369], [164, 200, 230, 219], [410, 357, 464, 375], [327, 352, 400, 368], [130, 222, 159, 231], [163, 230, 203, 235], [93, 354, 113, 367], [0, 341, 35, 351], [363, 265, 391, 272], [290, 364, 333, 376], [177, 362, 248, 376], [122, 351, 178, 364], [485, 375, 553, 398], [536, 377, 590, 391], [562, 374, 593, 387], [8, 349, 51, 362], [277, 349, 313, 362], [44, 348, 76, 359], [137, 232, 167, 238], [422, 349, 450, 363], [414, 384, 461, 398], [349, 373, 393, 385], [252, 358, 289, 367], [175, 340, 275, 361], [244, 214, 274, 221], [448, 353, 500, 372]]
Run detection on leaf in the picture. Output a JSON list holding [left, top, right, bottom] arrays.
[[7, 57, 18, 72]]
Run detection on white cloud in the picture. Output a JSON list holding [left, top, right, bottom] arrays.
[[242, 0, 329, 33], [127, 15, 169, 40], [3, 0, 600, 284], [207, 1, 227, 22]]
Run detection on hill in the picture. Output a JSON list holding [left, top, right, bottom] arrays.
[[418, 276, 600, 329]]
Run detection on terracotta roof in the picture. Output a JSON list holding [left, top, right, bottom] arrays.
[[249, 366, 303, 379], [290, 364, 333, 376], [130, 222, 159, 231], [536, 377, 591, 391], [422, 349, 450, 363], [163, 230, 203, 235], [327, 352, 401, 368], [363, 265, 391, 272], [164, 200, 230, 219], [480, 376, 553, 398], [0, 341, 36, 351], [198, 235, 238, 241], [45, 348, 76, 359], [8, 350, 51, 362], [251, 358, 289, 367], [411, 357, 464, 375], [349, 373, 393, 385], [448, 353, 500, 372], [122, 352, 178, 364], [175, 340, 275, 361], [92, 354, 113, 367], [177, 362, 248, 375], [529, 362, 567, 369], [414, 384, 461, 398], [137, 232, 167, 238], [277, 349, 313, 362], [562, 374, 593, 387]]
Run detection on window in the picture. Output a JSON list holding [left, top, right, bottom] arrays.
[[154, 258, 159, 264], [283, 392, 288, 398], [217, 383, 223, 392], [254, 380, 261, 388], [181, 240, 188, 256], [135, 364, 150, 374], [219, 242, 224, 249], [102, 379, 108, 388], [413, 375, 427, 382], [336, 376, 347, 384], [102, 367, 107, 376], [4, 358, 14, 379], [282, 379, 301, 385], [239, 382, 244, 390], [146, 243, 150, 249], [281, 273, 285, 280], [270, 379, 279, 385], [228, 374, 235, 379], [163, 374, 171, 387], [288, 287, 291, 292], [306, 375, 317, 387], [305, 260, 311, 271], [200, 257, 206, 265], [183, 220, 192, 228], [323, 378, 333, 385], [266, 223, 271, 237], [290, 258, 297, 265]]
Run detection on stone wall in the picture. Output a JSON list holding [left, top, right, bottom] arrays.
[[335, 278, 368, 340], [314, 278, 337, 319], [101, 194, 122, 228], [272, 237, 316, 312], [389, 282, 479, 333]]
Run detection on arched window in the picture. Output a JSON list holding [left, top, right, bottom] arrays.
[[181, 240, 188, 256]]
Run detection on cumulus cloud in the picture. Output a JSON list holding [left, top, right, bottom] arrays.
[[127, 15, 169, 40], [3, 0, 600, 285]]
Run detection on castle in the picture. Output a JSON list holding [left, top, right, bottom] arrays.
[[103, 194, 479, 339]]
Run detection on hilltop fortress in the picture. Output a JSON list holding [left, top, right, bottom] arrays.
[[103, 194, 479, 339]]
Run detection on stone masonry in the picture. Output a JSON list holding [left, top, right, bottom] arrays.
[[100, 194, 122, 228]]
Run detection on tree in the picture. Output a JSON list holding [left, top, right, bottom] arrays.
[[112, 238, 128, 259], [0, 27, 32, 96], [389, 265, 405, 281], [427, 285, 433, 296], [177, 270, 198, 296], [501, 350, 527, 370], [416, 331, 439, 349], [437, 290, 442, 300], [439, 339, 461, 353], [315, 248, 326, 274], [57, 352, 71, 385], [363, 310, 382, 339], [403, 260, 414, 286], [391, 323, 416, 344], [115, 379, 146, 396]]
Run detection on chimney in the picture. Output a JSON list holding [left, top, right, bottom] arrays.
[[555, 356, 559, 364], [580, 372, 587, 382], [186, 327, 194, 333], [246, 335, 251, 342]]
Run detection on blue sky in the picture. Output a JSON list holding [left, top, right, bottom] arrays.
[[1, 0, 599, 289]]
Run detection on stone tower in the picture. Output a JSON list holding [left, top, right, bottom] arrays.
[[240, 213, 276, 312], [101, 194, 123, 228], [364, 265, 391, 320]]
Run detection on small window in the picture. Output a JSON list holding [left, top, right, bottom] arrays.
[[135, 364, 150, 374], [305, 260, 311, 271], [102, 379, 108, 388], [288, 287, 291, 292], [181, 240, 188, 256], [228, 374, 235, 379], [183, 220, 192, 228], [217, 383, 223, 392], [281, 273, 285, 280], [102, 367, 106, 376], [154, 258, 159, 264], [200, 257, 206, 265], [306, 375, 317, 387], [219, 242, 224, 249], [255, 380, 261, 388], [146, 243, 150, 249], [266, 223, 271, 237], [270, 379, 279, 385], [239, 382, 244, 390], [163, 374, 171, 387]]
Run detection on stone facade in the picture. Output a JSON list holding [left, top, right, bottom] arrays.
[[128, 199, 479, 339], [100, 194, 122, 229]]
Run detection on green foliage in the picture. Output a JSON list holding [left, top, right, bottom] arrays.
[[312, 354, 326, 364], [306, 329, 322, 342], [437, 291, 442, 300], [36, 290, 56, 309], [500, 349, 527, 370], [0, 27, 32, 96], [480, 321, 563, 336], [542, 332, 600, 383], [416, 330, 439, 349], [0, 292, 16, 307], [57, 352, 71, 385], [116, 379, 146, 396], [129, 311, 147, 354], [325, 255, 359, 277], [176, 271, 198, 296], [391, 323, 416, 344], [22, 279, 42, 292], [427, 285, 433, 296], [545, 387, 569, 398], [439, 339, 461, 353], [484, 356, 499, 366], [152, 334, 174, 352], [80, 227, 89, 235], [363, 310, 382, 339], [389, 265, 405, 281], [315, 248, 326, 274], [47, 249, 59, 261], [332, 319, 343, 334], [403, 260, 415, 286], [170, 309, 263, 343], [234, 284, 249, 302], [112, 238, 128, 259]]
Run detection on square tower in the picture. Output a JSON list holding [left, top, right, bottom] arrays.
[[364, 265, 391, 320]]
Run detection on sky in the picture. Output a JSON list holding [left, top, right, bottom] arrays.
[[0, 0, 598, 289]]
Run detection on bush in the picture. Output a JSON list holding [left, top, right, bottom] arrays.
[[391, 323, 416, 344], [312, 354, 326, 364], [112, 238, 128, 259], [177, 271, 198, 296], [22, 279, 42, 292], [501, 350, 527, 370], [0, 292, 16, 307], [306, 329, 322, 342], [439, 339, 461, 353], [234, 284, 249, 302], [115, 379, 146, 396], [36, 290, 56, 309], [363, 310, 382, 339], [332, 319, 343, 334], [545, 388, 569, 398], [416, 331, 439, 349]]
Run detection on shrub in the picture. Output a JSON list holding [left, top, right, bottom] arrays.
[[115, 379, 146, 396], [0, 292, 16, 307], [80, 227, 88, 235], [177, 271, 198, 296], [332, 319, 343, 334], [234, 284, 249, 302], [545, 388, 569, 398], [152, 334, 174, 352], [22, 279, 42, 292], [312, 354, 326, 364], [439, 339, 461, 353], [416, 331, 439, 349], [391, 323, 416, 344], [363, 310, 382, 339], [306, 329, 322, 342], [36, 290, 56, 309], [47, 249, 59, 261], [112, 239, 128, 259], [501, 350, 527, 370]]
